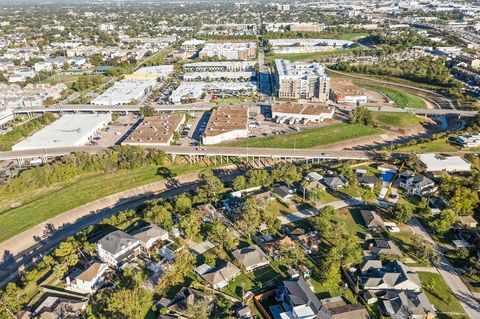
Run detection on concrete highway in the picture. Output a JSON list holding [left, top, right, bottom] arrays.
[[0, 145, 373, 161]]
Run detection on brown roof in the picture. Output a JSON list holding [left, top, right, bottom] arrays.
[[330, 304, 370, 319], [204, 106, 248, 137], [125, 114, 185, 145], [361, 210, 384, 228], [331, 79, 365, 96], [271, 103, 334, 116], [75, 262, 105, 282]]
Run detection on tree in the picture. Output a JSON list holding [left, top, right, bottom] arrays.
[[194, 170, 225, 204], [0, 282, 26, 318], [232, 175, 246, 191], [262, 208, 282, 235], [406, 153, 423, 172], [235, 198, 262, 236], [179, 209, 202, 239], [174, 193, 192, 214], [309, 188, 323, 205], [207, 219, 238, 250], [458, 247, 470, 259], [388, 202, 413, 224], [144, 203, 174, 230], [271, 164, 301, 184], [448, 187, 479, 216], [361, 188, 377, 205], [185, 299, 212, 319], [300, 180, 309, 202], [139, 105, 156, 117], [104, 287, 153, 319], [411, 234, 440, 264], [429, 209, 457, 234], [348, 106, 374, 126]]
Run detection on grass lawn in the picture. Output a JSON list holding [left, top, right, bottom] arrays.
[[214, 96, 253, 105], [338, 185, 363, 198], [308, 278, 357, 302], [395, 138, 461, 153], [373, 111, 425, 128], [334, 207, 368, 239], [223, 266, 283, 299], [362, 84, 427, 108], [312, 190, 338, 204], [265, 199, 292, 216], [0, 163, 204, 243], [266, 49, 355, 63], [223, 123, 382, 149], [42, 74, 82, 85], [418, 272, 466, 317]]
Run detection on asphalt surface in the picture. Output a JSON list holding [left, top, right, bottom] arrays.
[[409, 218, 480, 319]]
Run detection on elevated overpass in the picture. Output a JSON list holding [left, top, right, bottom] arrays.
[[0, 145, 372, 163]]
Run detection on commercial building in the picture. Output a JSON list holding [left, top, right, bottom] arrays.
[[269, 39, 354, 54], [127, 65, 174, 81], [330, 80, 368, 104], [169, 81, 257, 104], [274, 59, 330, 102], [123, 114, 185, 146], [91, 78, 156, 105], [183, 71, 255, 81], [418, 153, 471, 172], [455, 133, 480, 148], [12, 113, 111, 151], [181, 38, 205, 51], [183, 61, 255, 72], [202, 105, 248, 145], [199, 42, 257, 61], [199, 24, 256, 36], [271, 103, 335, 124]]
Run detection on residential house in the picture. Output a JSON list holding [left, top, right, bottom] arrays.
[[96, 230, 141, 267], [369, 239, 403, 258], [361, 210, 384, 231], [276, 275, 370, 319], [296, 231, 321, 253], [304, 172, 325, 191], [132, 224, 169, 249], [32, 295, 87, 318], [359, 174, 381, 189], [429, 197, 448, 215], [381, 290, 435, 319], [263, 236, 295, 259], [323, 175, 349, 190], [232, 245, 269, 271], [195, 262, 241, 289], [66, 262, 109, 294], [398, 171, 437, 197], [273, 183, 296, 200], [360, 260, 421, 292], [166, 288, 214, 315], [457, 215, 478, 229]]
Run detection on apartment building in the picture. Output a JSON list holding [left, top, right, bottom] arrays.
[[199, 42, 257, 61], [183, 61, 255, 72], [274, 59, 330, 102]]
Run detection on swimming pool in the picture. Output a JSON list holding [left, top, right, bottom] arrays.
[[382, 172, 395, 182]]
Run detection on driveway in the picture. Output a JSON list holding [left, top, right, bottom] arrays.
[[409, 218, 480, 319]]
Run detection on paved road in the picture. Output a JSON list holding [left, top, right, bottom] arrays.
[[408, 218, 480, 319], [0, 145, 373, 161], [0, 166, 241, 286]]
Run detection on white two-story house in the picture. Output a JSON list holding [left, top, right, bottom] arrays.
[[96, 230, 141, 267]]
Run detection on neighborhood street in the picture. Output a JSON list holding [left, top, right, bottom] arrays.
[[409, 218, 480, 319]]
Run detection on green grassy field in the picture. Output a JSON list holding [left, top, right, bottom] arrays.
[[0, 164, 204, 243], [214, 96, 253, 105], [362, 84, 427, 108], [418, 272, 466, 317], [395, 138, 460, 153], [42, 74, 83, 85], [373, 111, 425, 127], [223, 123, 382, 149], [266, 49, 355, 63]]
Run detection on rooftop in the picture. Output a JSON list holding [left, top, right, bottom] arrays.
[[204, 105, 248, 137], [272, 103, 334, 116], [123, 114, 185, 145]]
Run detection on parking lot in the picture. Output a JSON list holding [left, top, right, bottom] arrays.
[[91, 114, 141, 147], [178, 111, 206, 146]]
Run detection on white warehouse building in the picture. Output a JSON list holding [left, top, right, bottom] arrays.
[[12, 113, 111, 151], [202, 106, 248, 145]]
